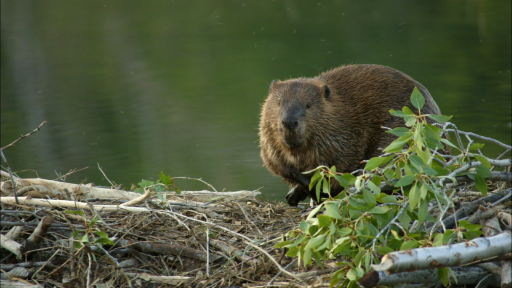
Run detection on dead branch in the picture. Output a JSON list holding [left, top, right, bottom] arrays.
[[358, 266, 501, 288], [1, 121, 47, 151], [115, 239, 224, 263], [0, 233, 23, 259], [370, 231, 511, 274], [124, 273, 193, 285]]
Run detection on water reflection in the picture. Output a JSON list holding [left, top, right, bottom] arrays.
[[1, 1, 510, 202]]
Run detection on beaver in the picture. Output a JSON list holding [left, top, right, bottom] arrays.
[[258, 64, 442, 206]]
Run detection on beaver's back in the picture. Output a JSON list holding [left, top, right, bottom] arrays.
[[259, 64, 441, 205]]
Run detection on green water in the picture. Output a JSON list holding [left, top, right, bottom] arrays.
[[1, 1, 510, 201]]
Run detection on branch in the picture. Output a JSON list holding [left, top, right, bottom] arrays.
[[358, 266, 501, 288], [1, 121, 47, 151], [370, 231, 511, 274]]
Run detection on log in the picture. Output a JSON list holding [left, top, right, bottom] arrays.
[[370, 231, 511, 274]]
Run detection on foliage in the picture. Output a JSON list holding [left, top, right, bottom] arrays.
[[65, 210, 115, 261], [134, 171, 181, 202], [275, 87, 498, 287]]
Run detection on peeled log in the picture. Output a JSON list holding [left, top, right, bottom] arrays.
[[371, 231, 511, 274]]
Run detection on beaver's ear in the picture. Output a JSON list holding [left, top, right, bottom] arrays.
[[269, 80, 279, 94], [323, 85, 331, 101]]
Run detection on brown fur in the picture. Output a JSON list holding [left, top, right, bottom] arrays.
[[258, 64, 441, 206]]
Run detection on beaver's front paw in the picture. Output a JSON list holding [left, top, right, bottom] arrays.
[[285, 185, 309, 206]]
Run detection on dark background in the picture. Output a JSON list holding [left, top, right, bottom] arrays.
[[2, 1, 511, 201]]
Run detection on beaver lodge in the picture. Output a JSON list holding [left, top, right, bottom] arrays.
[[1, 173, 510, 288], [1, 121, 511, 287]]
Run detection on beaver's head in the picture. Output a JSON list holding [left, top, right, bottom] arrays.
[[268, 79, 331, 149]]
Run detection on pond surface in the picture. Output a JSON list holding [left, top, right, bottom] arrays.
[[1, 1, 511, 201]]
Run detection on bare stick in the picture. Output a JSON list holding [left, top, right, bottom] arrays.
[[1, 121, 47, 151], [120, 188, 150, 207], [235, 202, 264, 236], [243, 240, 305, 284], [97, 162, 116, 188], [1, 151, 19, 204], [173, 177, 218, 192]]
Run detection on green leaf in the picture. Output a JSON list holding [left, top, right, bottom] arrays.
[[475, 165, 493, 178], [474, 155, 491, 168], [94, 237, 114, 245], [411, 87, 425, 110], [288, 234, 306, 248], [303, 247, 312, 266], [322, 177, 330, 197], [65, 210, 86, 217], [473, 174, 488, 196], [337, 227, 353, 237], [433, 233, 444, 247], [158, 171, 173, 186], [300, 221, 309, 232], [80, 234, 89, 243], [275, 241, 293, 248], [423, 166, 438, 176], [395, 175, 416, 187], [414, 122, 424, 150], [383, 139, 408, 153], [418, 200, 427, 226], [94, 230, 109, 240], [427, 114, 453, 123], [408, 183, 420, 210], [459, 220, 482, 232], [420, 183, 428, 200], [400, 240, 419, 250], [317, 215, 332, 228], [138, 180, 154, 188], [89, 215, 99, 228], [387, 127, 411, 137], [324, 202, 342, 219], [424, 123, 441, 141], [316, 236, 331, 251], [333, 175, 349, 188], [378, 246, 394, 255], [398, 211, 411, 230], [286, 247, 298, 257], [367, 181, 381, 194], [402, 106, 414, 115], [307, 203, 324, 220], [380, 195, 398, 204], [468, 143, 485, 150], [346, 268, 357, 281], [441, 138, 459, 150], [316, 179, 322, 202], [405, 115, 417, 127], [438, 267, 449, 287], [409, 155, 425, 169], [365, 157, 386, 171], [363, 189, 376, 207], [309, 170, 323, 190], [367, 206, 389, 214], [305, 235, 325, 250]]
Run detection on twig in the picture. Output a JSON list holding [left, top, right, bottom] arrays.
[[206, 227, 210, 277], [372, 203, 408, 251], [268, 258, 297, 285], [173, 176, 218, 192], [1, 121, 47, 151], [1, 151, 19, 204], [120, 188, 151, 207], [235, 202, 264, 236], [54, 167, 89, 182], [243, 240, 305, 284], [97, 162, 116, 188], [444, 128, 512, 150]]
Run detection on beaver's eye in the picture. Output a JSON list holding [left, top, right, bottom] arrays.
[[306, 103, 312, 109]]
